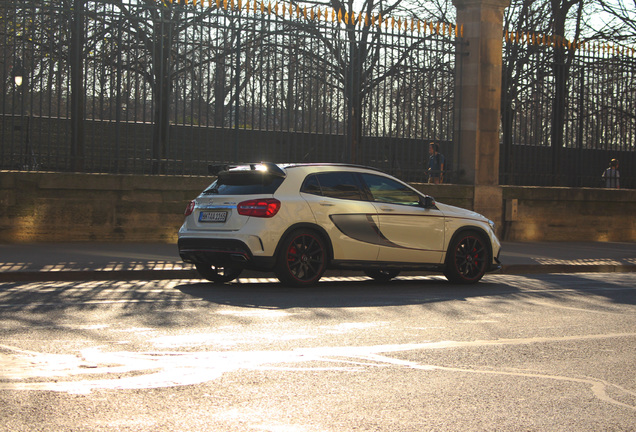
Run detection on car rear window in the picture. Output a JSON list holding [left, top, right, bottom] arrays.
[[203, 172, 284, 195]]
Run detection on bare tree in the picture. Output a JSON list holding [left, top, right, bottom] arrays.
[[279, 0, 444, 162]]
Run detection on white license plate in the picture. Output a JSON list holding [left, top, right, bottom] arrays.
[[199, 211, 228, 223]]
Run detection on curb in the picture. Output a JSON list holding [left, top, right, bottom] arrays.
[[0, 269, 199, 283], [501, 264, 636, 275], [1, 265, 635, 283]]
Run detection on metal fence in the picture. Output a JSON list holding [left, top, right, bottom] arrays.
[[4, 1, 634, 188], [1, 0, 459, 183], [501, 33, 636, 189]]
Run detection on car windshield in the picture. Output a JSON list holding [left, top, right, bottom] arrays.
[[203, 172, 284, 195]]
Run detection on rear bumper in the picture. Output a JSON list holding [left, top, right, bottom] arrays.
[[178, 237, 275, 270]]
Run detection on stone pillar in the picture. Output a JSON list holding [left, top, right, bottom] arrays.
[[453, 0, 509, 229]]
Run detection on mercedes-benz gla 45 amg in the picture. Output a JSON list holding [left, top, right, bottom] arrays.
[[178, 163, 501, 286]]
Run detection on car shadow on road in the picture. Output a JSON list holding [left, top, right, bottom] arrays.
[[175, 271, 636, 309], [174, 275, 519, 309]]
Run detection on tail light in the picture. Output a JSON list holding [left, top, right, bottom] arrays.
[[237, 198, 281, 218], [184, 200, 196, 216]]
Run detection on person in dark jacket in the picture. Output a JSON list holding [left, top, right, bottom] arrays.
[[427, 142, 445, 184]]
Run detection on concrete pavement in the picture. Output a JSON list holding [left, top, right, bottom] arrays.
[[0, 242, 635, 282]]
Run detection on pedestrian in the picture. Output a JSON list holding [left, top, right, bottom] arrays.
[[602, 158, 620, 189], [427, 142, 445, 184]]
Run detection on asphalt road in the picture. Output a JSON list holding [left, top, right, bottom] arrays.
[[1, 273, 635, 431]]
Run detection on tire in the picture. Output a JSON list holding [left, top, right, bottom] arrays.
[[275, 229, 327, 287], [443, 231, 490, 284], [195, 263, 243, 283], [364, 269, 400, 282]]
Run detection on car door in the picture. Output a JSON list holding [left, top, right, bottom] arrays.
[[300, 171, 380, 262], [359, 173, 445, 264]]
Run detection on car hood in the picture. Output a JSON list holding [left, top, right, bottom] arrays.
[[435, 202, 490, 223]]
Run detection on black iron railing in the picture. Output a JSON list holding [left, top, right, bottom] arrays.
[[502, 33, 636, 188], [1, 0, 459, 183]]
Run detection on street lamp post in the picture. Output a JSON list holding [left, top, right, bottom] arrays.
[[12, 60, 31, 170]]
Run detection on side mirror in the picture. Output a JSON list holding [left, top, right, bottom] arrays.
[[422, 196, 436, 208]]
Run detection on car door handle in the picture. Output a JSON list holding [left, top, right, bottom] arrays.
[[379, 207, 395, 212], [319, 201, 335, 207]]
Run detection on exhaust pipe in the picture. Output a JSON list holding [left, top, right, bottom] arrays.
[[230, 254, 248, 262]]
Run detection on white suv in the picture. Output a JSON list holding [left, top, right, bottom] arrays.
[[178, 163, 501, 286]]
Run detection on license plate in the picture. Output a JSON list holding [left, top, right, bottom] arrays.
[[199, 211, 227, 223]]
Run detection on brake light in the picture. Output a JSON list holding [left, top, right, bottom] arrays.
[[184, 200, 196, 216], [237, 198, 281, 218]]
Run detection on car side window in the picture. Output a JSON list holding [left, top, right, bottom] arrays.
[[360, 173, 421, 206], [301, 172, 364, 201], [300, 175, 322, 195]]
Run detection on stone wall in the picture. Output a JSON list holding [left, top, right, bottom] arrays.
[[0, 171, 634, 243], [501, 186, 636, 242], [0, 171, 210, 243]]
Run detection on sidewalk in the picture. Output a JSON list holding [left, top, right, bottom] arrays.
[[0, 242, 635, 282]]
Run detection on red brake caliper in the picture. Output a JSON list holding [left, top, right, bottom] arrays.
[[288, 245, 297, 263]]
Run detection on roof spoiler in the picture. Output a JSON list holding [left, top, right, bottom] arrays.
[[208, 162, 286, 178]]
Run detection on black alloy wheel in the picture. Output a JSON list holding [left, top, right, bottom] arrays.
[[195, 264, 243, 283], [364, 269, 400, 282], [444, 231, 489, 284], [275, 230, 327, 286]]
